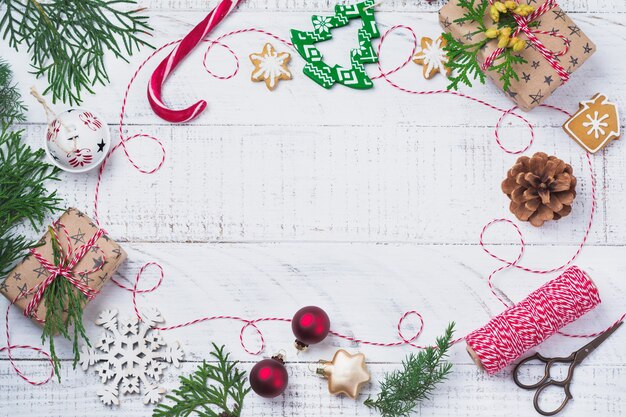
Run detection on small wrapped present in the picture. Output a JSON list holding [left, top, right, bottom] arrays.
[[0, 207, 126, 322], [439, 0, 595, 110]]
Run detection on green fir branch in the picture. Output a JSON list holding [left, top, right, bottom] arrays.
[[0, 59, 79, 381], [0, 126, 61, 278], [0, 0, 153, 105], [0, 58, 26, 126], [41, 227, 91, 382], [153, 343, 251, 417], [364, 323, 455, 417]]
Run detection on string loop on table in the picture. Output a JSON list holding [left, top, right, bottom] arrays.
[[203, 28, 293, 80], [4, 22, 623, 386], [1, 295, 55, 385], [93, 24, 615, 354]]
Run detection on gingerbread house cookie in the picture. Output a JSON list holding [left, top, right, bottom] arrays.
[[563, 93, 620, 153]]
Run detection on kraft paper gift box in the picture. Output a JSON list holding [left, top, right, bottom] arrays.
[[0, 208, 126, 322], [439, 0, 595, 110]]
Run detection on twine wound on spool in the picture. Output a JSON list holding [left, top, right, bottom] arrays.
[[465, 266, 601, 374]]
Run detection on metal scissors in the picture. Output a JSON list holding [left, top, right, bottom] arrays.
[[513, 321, 623, 416]]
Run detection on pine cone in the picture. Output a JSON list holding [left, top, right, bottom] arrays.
[[501, 152, 576, 227]]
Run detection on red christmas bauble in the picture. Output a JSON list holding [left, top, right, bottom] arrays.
[[250, 355, 289, 398], [292, 306, 330, 350]]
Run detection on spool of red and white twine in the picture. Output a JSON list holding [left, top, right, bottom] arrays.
[[466, 266, 601, 374]]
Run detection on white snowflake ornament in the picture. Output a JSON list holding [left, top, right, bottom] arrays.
[[79, 309, 184, 406]]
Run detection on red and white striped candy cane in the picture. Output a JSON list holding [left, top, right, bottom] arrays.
[[147, 0, 243, 123]]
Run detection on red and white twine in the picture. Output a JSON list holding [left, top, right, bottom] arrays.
[[25, 225, 105, 318], [3, 10, 625, 386], [482, 0, 571, 82], [2, 222, 106, 385], [466, 266, 601, 374]]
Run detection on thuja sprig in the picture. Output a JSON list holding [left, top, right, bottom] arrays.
[[442, 0, 489, 90], [0, 0, 154, 105], [364, 323, 455, 417], [490, 47, 526, 91], [41, 227, 91, 381], [443, 33, 488, 90], [153, 343, 251, 417], [0, 126, 61, 278], [454, 0, 489, 31], [443, 0, 537, 91]]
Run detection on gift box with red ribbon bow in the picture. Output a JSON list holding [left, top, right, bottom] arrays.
[[0, 208, 126, 322], [440, 0, 595, 110]]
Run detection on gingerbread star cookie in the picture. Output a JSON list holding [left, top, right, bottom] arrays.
[[563, 93, 621, 153], [249, 43, 292, 91], [413, 36, 451, 79]]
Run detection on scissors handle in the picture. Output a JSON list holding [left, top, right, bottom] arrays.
[[513, 352, 576, 389], [533, 380, 574, 416]]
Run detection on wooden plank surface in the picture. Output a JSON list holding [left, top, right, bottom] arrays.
[[1, 244, 625, 416], [1, 0, 625, 416]]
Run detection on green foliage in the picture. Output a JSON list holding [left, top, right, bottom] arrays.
[[41, 227, 90, 382], [0, 58, 66, 377], [443, 0, 531, 91], [497, 14, 539, 30], [153, 343, 251, 417], [364, 323, 455, 417], [443, 33, 487, 91], [453, 0, 489, 31], [490, 48, 527, 92], [0, 58, 26, 125], [0, 0, 153, 105], [0, 127, 61, 278]]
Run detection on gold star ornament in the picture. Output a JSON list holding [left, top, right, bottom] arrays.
[[249, 43, 292, 91], [316, 350, 371, 399]]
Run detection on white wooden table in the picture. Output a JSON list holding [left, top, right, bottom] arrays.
[[2, 0, 625, 416]]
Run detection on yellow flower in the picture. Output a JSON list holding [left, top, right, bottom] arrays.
[[490, 5, 500, 22], [500, 27, 512, 37], [505, 1, 517, 10], [513, 4, 534, 16], [513, 39, 527, 51], [485, 28, 500, 39], [507, 36, 520, 48], [498, 34, 510, 48], [494, 1, 508, 12]]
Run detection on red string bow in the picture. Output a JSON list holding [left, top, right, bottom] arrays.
[[482, 0, 571, 82], [24, 223, 106, 319]]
